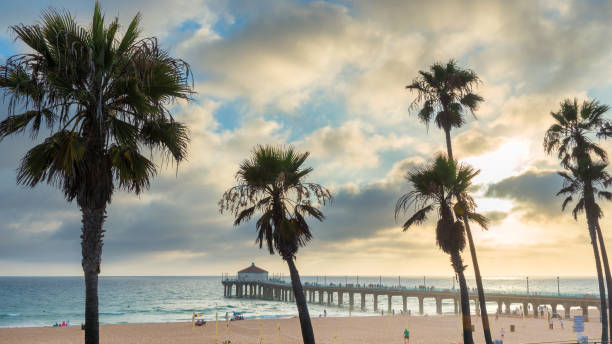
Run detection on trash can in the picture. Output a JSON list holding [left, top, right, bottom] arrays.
[[510, 324, 515, 332]]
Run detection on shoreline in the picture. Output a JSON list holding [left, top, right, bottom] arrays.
[[0, 308, 598, 328]]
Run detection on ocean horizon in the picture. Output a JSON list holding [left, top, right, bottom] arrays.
[[0, 275, 601, 328]]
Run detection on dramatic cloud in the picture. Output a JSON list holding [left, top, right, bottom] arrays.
[[3, 0, 612, 276], [485, 170, 566, 222]]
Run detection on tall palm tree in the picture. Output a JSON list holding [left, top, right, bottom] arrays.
[[219, 145, 332, 344], [396, 154, 488, 344], [0, 4, 192, 344], [406, 60, 492, 343], [544, 98, 612, 342]]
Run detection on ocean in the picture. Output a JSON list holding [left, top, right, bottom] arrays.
[[0, 276, 601, 328]]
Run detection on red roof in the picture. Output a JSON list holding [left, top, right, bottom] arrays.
[[238, 263, 267, 273]]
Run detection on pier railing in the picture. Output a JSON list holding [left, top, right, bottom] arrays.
[[221, 277, 598, 299]]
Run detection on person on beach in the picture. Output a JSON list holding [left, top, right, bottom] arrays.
[[500, 328, 505, 340], [403, 328, 410, 343], [324, 309, 327, 317]]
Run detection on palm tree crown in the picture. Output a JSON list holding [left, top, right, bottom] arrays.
[[558, 160, 612, 220], [219, 145, 332, 259], [544, 98, 611, 168], [0, 3, 192, 204], [406, 59, 483, 133], [395, 154, 488, 253]]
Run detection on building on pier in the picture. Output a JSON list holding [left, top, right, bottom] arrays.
[[237, 262, 268, 281]]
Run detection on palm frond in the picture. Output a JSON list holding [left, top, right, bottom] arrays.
[[401, 205, 433, 231], [108, 144, 156, 194], [16, 130, 85, 188], [465, 211, 489, 230]]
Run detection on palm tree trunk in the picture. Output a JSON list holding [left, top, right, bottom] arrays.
[[451, 251, 474, 344], [589, 225, 608, 343], [595, 221, 612, 343], [584, 182, 609, 343], [285, 257, 315, 344], [444, 127, 491, 343], [462, 215, 493, 344], [81, 206, 106, 344], [445, 128, 454, 160]]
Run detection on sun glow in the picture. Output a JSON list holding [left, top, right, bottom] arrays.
[[463, 139, 532, 185]]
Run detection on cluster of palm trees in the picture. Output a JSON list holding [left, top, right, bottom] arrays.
[[2, 4, 612, 344], [544, 99, 612, 343]]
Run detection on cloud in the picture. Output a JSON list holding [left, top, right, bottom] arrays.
[[183, 1, 370, 112], [482, 211, 509, 225], [454, 127, 503, 157], [298, 120, 413, 179], [485, 170, 566, 222]]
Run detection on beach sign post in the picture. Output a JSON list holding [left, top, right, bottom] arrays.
[[573, 315, 584, 341], [226, 317, 229, 342]]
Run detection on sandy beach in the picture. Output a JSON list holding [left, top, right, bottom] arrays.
[[0, 311, 602, 344]]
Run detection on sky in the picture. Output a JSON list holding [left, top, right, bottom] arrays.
[[2, 0, 612, 277]]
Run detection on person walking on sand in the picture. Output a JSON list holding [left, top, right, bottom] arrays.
[[559, 317, 564, 329], [324, 309, 327, 317], [403, 328, 410, 343], [549, 317, 553, 329], [500, 328, 505, 340]]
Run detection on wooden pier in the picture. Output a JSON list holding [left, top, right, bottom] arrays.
[[222, 278, 602, 321]]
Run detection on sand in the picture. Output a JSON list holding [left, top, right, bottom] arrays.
[[0, 312, 602, 344]]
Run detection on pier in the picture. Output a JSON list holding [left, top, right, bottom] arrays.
[[222, 278, 602, 321]]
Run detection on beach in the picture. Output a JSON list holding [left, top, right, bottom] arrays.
[[0, 312, 601, 344]]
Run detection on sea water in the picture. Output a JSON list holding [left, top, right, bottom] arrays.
[[0, 276, 600, 327]]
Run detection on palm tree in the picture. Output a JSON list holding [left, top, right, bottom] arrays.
[[544, 98, 612, 342], [396, 154, 488, 344], [0, 4, 193, 344], [219, 145, 332, 344], [406, 60, 493, 343]]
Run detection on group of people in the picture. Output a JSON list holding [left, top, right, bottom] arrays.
[[52, 320, 69, 327]]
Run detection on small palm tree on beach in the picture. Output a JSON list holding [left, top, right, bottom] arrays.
[[406, 60, 492, 343], [0, 4, 193, 344], [219, 144, 332, 344], [396, 154, 488, 344], [544, 98, 612, 342]]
